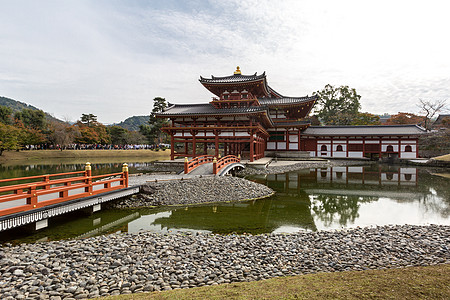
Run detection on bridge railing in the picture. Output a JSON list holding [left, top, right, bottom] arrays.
[[0, 162, 129, 217], [213, 155, 241, 175], [184, 155, 215, 174]]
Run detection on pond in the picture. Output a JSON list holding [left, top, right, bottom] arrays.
[[0, 161, 449, 244]]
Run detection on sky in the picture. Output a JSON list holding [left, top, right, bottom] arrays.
[[1, 0, 449, 124]]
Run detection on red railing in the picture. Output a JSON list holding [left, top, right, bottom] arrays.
[[213, 155, 241, 175], [184, 155, 215, 174], [0, 162, 129, 217]]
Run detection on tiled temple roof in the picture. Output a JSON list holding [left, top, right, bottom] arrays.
[[259, 95, 317, 106], [303, 125, 427, 136], [157, 103, 268, 116], [199, 72, 266, 84]]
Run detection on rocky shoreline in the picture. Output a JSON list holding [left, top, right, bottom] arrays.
[[111, 176, 274, 209], [239, 159, 372, 175], [1, 225, 449, 299]]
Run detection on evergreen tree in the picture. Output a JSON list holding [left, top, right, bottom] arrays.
[[313, 84, 361, 125]]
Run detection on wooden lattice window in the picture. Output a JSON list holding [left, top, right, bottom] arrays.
[[336, 145, 343, 152], [320, 145, 327, 151], [386, 145, 394, 152], [269, 131, 285, 141], [348, 144, 363, 151], [405, 145, 412, 152]]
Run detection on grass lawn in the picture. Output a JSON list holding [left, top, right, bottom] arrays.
[[100, 264, 450, 300], [0, 149, 170, 164]]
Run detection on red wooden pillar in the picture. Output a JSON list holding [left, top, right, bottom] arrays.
[[192, 134, 196, 157], [379, 137, 382, 159], [214, 131, 219, 157], [330, 138, 333, 158], [362, 137, 366, 158], [398, 138, 401, 158], [415, 138, 419, 158], [346, 137, 349, 158], [250, 134, 254, 162], [27, 184, 38, 208], [286, 129, 289, 151], [170, 132, 175, 160]]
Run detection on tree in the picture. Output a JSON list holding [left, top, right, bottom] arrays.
[[0, 123, 21, 155], [313, 84, 361, 125], [417, 99, 448, 130], [385, 112, 423, 125], [0, 105, 13, 125], [351, 112, 381, 125], [80, 113, 98, 127], [14, 108, 46, 130], [142, 97, 169, 145], [109, 126, 128, 145], [74, 115, 110, 144], [47, 120, 77, 148]]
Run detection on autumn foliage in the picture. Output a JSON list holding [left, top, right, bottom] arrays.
[[385, 113, 423, 126]]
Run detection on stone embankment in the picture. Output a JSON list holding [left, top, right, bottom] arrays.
[[239, 159, 372, 175], [1, 225, 449, 299], [111, 176, 274, 209]]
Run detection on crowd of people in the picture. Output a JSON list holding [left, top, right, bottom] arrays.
[[24, 143, 170, 150]]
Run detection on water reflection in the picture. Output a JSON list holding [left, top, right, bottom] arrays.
[[1, 164, 449, 244]]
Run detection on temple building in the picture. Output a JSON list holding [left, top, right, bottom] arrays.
[[157, 67, 426, 161]]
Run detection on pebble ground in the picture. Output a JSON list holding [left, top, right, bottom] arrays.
[[0, 225, 448, 299]]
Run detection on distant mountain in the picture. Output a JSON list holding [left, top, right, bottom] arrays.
[[114, 115, 149, 131], [0, 96, 62, 123]]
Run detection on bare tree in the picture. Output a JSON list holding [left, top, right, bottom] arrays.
[[417, 99, 448, 130]]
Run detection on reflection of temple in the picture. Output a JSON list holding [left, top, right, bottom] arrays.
[[254, 166, 421, 199], [152, 198, 317, 234]]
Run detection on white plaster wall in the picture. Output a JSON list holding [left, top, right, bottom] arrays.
[[365, 140, 380, 144], [277, 142, 286, 150], [289, 135, 298, 142], [333, 152, 347, 158], [400, 168, 416, 174], [348, 152, 363, 158], [348, 167, 363, 173], [401, 152, 416, 158], [309, 151, 316, 157], [289, 143, 298, 150], [267, 142, 275, 150], [348, 141, 363, 144]]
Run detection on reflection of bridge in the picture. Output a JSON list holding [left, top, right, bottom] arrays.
[[184, 155, 245, 176], [0, 163, 139, 232]]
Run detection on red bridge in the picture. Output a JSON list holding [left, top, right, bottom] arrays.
[[0, 163, 139, 232], [184, 155, 244, 175]]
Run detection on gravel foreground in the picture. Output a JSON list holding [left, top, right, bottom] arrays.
[[1, 225, 449, 299], [111, 176, 274, 209]]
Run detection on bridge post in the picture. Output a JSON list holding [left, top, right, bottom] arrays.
[[85, 162, 93, 195], [122, 163, 129, 187], [213, 157, 217, 175], [27, 184, 38, 208], [184, 157, 189, 174]]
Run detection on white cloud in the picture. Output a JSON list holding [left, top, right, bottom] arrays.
[[0, 0, 449, 123]]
